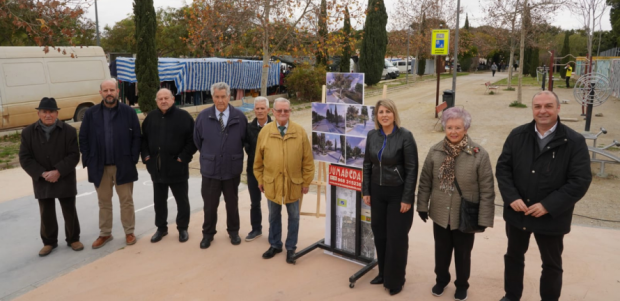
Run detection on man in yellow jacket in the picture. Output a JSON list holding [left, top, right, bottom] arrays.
[[565, 63, 573, 88], [254, 97, 314, 263]]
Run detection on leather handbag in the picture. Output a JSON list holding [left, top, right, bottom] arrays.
[[455, 178, 486, 234]]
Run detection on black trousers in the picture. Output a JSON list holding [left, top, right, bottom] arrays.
[[370, 184, 413, 290], [38, 197, 80, 246], [433, 223, 475, 289], [246, 170, 262, 232], [201, 176, 241, 237], [504, 223, 564, 301], [153, 181, 190, 232], [566, 76, 571, 88]]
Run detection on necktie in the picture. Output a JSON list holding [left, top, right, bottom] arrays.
[[219, 112, 224, 132], [278, 126, 286, 137]]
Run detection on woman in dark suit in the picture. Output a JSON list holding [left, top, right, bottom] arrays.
[[362, 99, 419, 296]]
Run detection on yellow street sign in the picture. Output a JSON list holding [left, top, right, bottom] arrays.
[[431, 29, 450, 56]]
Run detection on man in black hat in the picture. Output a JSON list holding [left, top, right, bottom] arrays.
[[19, 97, 82, 257]]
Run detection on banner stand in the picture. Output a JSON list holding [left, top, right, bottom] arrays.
[[292, 165, 377, 288]]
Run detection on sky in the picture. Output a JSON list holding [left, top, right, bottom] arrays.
[[84, 0, 612, 36]]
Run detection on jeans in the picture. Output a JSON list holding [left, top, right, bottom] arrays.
[[267, 200, 299, 251], [246, 170, 263, 232]]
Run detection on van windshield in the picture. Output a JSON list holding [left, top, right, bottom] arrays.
[[384, 60, 394, 68]]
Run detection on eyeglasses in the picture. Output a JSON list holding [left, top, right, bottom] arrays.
[[274, 109, 291, 114]]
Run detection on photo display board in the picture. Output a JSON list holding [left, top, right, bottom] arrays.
[[312, 72, 374, 168]]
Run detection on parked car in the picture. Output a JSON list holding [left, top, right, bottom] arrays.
[[383, 59, 400, 80], [0, 46, 111, 129]]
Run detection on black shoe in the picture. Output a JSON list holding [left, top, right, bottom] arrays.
[[370, 275, 384, 285], [262, 247, 282, 259], [286, 250, 296, 264], [150, 230, 168, 243], [179, 230, 189, 243], [389, 286, 402, 296], [499, 297, 511, 301], [230, 234, 241, 245], [455, 288, 468, 301], [200, 236, 214, 249], [432, 284, 447, 296], [245, 230, 262, 242]]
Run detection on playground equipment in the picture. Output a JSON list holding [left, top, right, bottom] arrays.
[[583, 127, 620, 177], [573, 72, 612, 132]]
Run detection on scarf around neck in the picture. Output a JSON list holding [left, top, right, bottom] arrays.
[[438, 135, 468, 195], [38, 119, 57, 142]]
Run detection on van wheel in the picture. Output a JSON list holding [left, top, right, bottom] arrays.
[[74, 106, 89, 122]]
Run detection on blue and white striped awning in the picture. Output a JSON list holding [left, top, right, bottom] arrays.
[[116, 57, 280, 93]]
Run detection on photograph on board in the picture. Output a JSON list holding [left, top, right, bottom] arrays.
[[345, 136, 366, 168], [345, 105, 374, 137], [312, 103, 345, 134], [312, 132, 346, 164], [326, 72, 364, 104]]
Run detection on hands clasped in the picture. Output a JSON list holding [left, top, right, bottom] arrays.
[[510, 199, 548, 218]]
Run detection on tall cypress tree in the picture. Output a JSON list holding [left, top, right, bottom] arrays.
[[360, 0, 388, 86], [339, 6, 352, 72], [560, 31, 571, 78], [134, 0, 159, 114], [529, 47, 539, 78], [464, 14, 470, 30], [316, 0, 329, 67]]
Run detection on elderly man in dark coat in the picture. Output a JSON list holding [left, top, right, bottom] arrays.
[[496, 91, 592, 301], [79, 79, 141, 249], [142, 88, 197, 243], [194, 82, 248, 249], [19, 97, 82, 257]]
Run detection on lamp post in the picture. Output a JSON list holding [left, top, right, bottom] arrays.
[[406, 27, 411, 84], [95, 0, 101, 46], [451, 0, 460, 102]]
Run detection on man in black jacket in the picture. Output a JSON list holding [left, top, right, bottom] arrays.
[[496, 91, 592, 301], [19, 98, 82, 256], [243, 97, 272, 242], [142, 88, 198, 243]]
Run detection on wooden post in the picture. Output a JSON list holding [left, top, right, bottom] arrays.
[[382, 85, 387, 99], [300, 84, 327, 218], [435, 56, 441, 118]]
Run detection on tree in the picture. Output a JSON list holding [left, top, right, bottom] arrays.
[[529, 47, 539, 77], [339, 6, 352, 72], [609, 0, 620, 44], [560, 31, 571, 78], [464, 14, 470, 30], [316, 0, 329, 67], [340, 135, 346, 158], [134, 0, 160, 114], [0, 0, 90, 48], [327, 73, 354, 100], [326, 139, 334, 150], [572, 0, 609, 62], [102, 18, 136, 54], [360, 0, 388, 86]]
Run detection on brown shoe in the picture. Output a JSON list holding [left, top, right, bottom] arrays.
[[39, 244, 58, 257], [126, 233, 137, 245], [92, 235, 113, 249], [69, 241, 84, 251]]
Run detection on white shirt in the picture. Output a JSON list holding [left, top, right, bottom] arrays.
[[535, 121, 558, 139], [216, 105, 230, 126]]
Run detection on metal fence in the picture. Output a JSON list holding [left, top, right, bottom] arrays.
[[599, 47, 620, 57]]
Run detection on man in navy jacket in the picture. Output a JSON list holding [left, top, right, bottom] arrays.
[[194, 82, 247, 249], [79, 79, 141, 249]]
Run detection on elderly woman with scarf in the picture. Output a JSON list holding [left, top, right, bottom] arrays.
[[416, 107, 495, 301], [362, 99, 419, 296]]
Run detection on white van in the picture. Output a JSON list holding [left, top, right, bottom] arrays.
[[391, 59, 415, 74], [383, 59, 400, 80], [0, 46, 110, 129]]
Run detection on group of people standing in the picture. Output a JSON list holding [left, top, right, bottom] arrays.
[[19, 79, 314, 265], [19, 78, 592, 301], [361, 91, 591, 301]]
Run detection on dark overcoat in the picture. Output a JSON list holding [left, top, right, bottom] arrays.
[[19, 120, 80, 199]]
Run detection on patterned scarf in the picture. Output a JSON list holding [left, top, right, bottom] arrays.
[[438, 135, 468, 195]]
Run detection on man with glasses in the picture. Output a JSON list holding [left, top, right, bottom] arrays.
[[141, 88, 197, 243], [194, 82, 248, 249], [253, 98, 314, 263]]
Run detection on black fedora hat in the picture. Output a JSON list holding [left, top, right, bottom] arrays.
[[35, 97, 61, 111]]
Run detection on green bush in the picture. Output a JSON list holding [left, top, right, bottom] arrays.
[[417, 57, 426, 76], [286, 64, 326, 101], [509, 101, 528, 108]]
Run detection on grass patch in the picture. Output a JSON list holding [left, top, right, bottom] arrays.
[[489, 91, 495, 95], [504, 87, 515, 91], [509, 101, 528, 108], [0, 133, 21, 168], [493, 76, 539, 86]]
